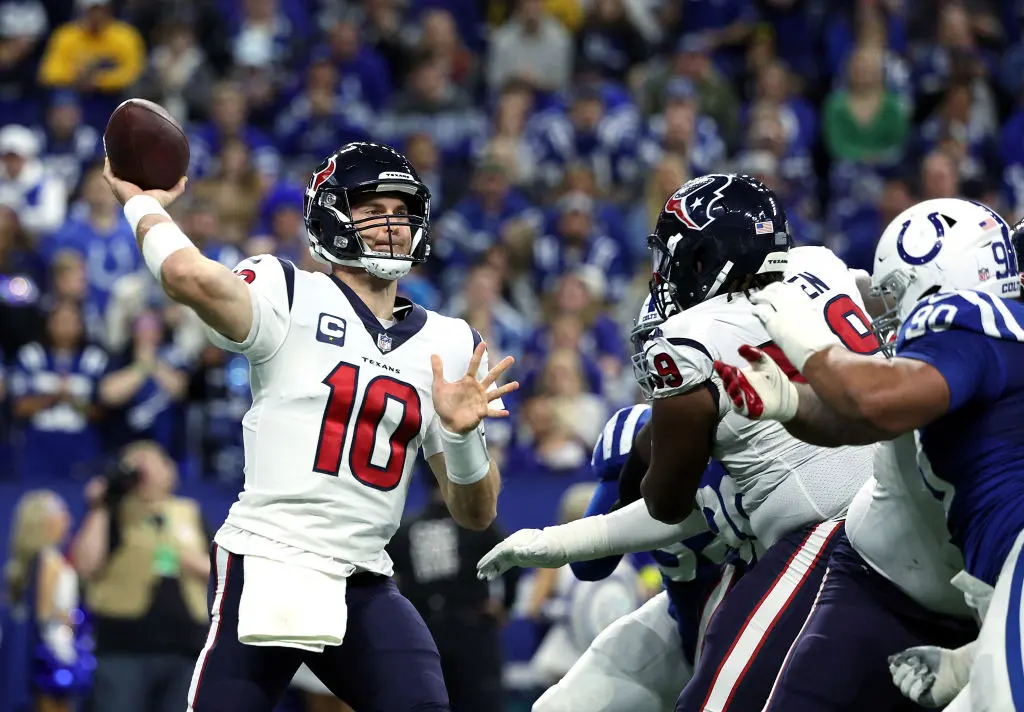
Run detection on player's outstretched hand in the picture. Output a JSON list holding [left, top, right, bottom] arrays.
[[476, 528, 568, 580], [749, 282, 841, 372], [714, 345, 799, 422], [431, 341, 518, 434], [889, 644, 973, 708], [103, 157, 187, 209]]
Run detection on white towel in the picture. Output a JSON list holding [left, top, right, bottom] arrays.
[[237, 556, 348, 653]]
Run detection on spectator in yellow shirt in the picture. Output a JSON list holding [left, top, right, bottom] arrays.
[[38, 0, 144, 126]]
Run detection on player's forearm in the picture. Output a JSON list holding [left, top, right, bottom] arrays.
[[135, 216, 252, 342], [444, 461, 500, 531], [786, 383, 888, 447], [541, 499, 698, 565], [801, 347, 907, 440]]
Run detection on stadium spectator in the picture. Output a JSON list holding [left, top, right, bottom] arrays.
[[9, 300, 105, 480], [71, 441, 209, 712], [42, 162, 138, 315], [823, 44, 910, 165], [0, 0, 51, 125], [0, 489, 90, 712], [98, 309, 188, 454], [36, 0, 144, 129], [0, 124, 67, 237], [133, 22, 215, 126], [36, 91, 102, 195], [487, 0, 573, 97]]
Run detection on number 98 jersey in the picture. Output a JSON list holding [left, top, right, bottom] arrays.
[[640, 246, 874, 547], [207, 255, 499, 577]]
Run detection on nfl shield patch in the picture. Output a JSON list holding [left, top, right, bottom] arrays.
[[377, 332, 393, 353], [978, 267, 991, 281]]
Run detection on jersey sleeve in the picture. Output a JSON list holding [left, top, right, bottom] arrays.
[[205, 254, 294, 364], [642, 327, 730, 418], [896, 294, 1009, 412]]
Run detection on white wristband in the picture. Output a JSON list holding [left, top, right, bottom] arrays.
[[439, 424, 490, 485], [123, 195, 169, 234], [142, 221, 194, 281]]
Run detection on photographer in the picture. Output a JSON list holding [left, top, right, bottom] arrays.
[[71, 440, 209, 712]]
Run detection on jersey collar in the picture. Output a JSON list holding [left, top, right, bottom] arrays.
[[330, 275, 428, 355]]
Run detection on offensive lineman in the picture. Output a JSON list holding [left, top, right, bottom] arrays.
[[714, 199, 988, 711], [102, 141, 517, 712], [635, 174, 873, 712]]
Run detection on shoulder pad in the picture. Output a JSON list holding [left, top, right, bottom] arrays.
[[897, 289, 1024, 350], [591, 404, 651, 476], [231, 254, 296, 312]]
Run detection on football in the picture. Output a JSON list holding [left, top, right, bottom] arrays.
[[103, 99, 190, 191]]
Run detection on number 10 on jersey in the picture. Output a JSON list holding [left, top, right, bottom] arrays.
[[313, 361, 423, 490]]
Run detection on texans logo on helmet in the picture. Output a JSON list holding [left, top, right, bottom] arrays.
[[664, 174, 732, 231], [304, 156, 338, 218]]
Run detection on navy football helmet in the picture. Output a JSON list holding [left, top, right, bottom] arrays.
[[303, 142, 431, 280], [648, 174, 792, 318]]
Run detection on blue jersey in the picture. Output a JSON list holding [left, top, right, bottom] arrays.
[[896, 290, 1024, 585], [573, 404, 756, 661]]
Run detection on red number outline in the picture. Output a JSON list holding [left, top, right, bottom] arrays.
[[235, 269, 256, 284], [313, 363, 422, 491], [823, 295, 880, 355], [348, 376, 422, 491], [653, 353, 684, 388]]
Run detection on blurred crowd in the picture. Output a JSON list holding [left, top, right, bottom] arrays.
[[5, 0, 1024, 483], [3, 0, 1024, 708]]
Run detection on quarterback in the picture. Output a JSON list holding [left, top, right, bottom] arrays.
[[103, 141, 516, 712]]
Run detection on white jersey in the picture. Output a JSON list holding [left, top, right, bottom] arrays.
[[642, 246, 873, 547], [845, 436, 972, 618], [208, 255, 498, 577]]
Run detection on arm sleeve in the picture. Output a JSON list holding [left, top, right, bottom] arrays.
[[204, 255, 293, 365], [570, 480, 624, 581], [897, 329, 1006, 412]]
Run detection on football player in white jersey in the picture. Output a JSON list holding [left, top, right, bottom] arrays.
[[101, 141, 517, 712], [634, 174, 873, 712], [713, 199, 988, 712], [715, 198, 1024, 711]]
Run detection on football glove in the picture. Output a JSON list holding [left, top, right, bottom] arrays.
[[889, 642, 975, 708], [476, 528, 569, 581], [714, 345, 799, 422], [749, 282, 842, 372]]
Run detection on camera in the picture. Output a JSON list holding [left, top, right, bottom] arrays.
[[102, 460, 140, 508]]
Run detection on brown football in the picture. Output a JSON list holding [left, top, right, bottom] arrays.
[[103, 99, 190, 191]]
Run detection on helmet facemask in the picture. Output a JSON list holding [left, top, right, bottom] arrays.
[[630, 295, 672, 400]]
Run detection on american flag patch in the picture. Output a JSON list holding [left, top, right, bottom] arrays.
[[979, 217, 999, 230], [754, 221, 774, 234]]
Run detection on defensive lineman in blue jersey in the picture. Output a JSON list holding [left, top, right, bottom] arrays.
[[478, 402, 759, 712], [716, 198, 1024, 711]]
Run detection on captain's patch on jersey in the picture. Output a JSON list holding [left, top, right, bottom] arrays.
[[316, 313, 347, 346]]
